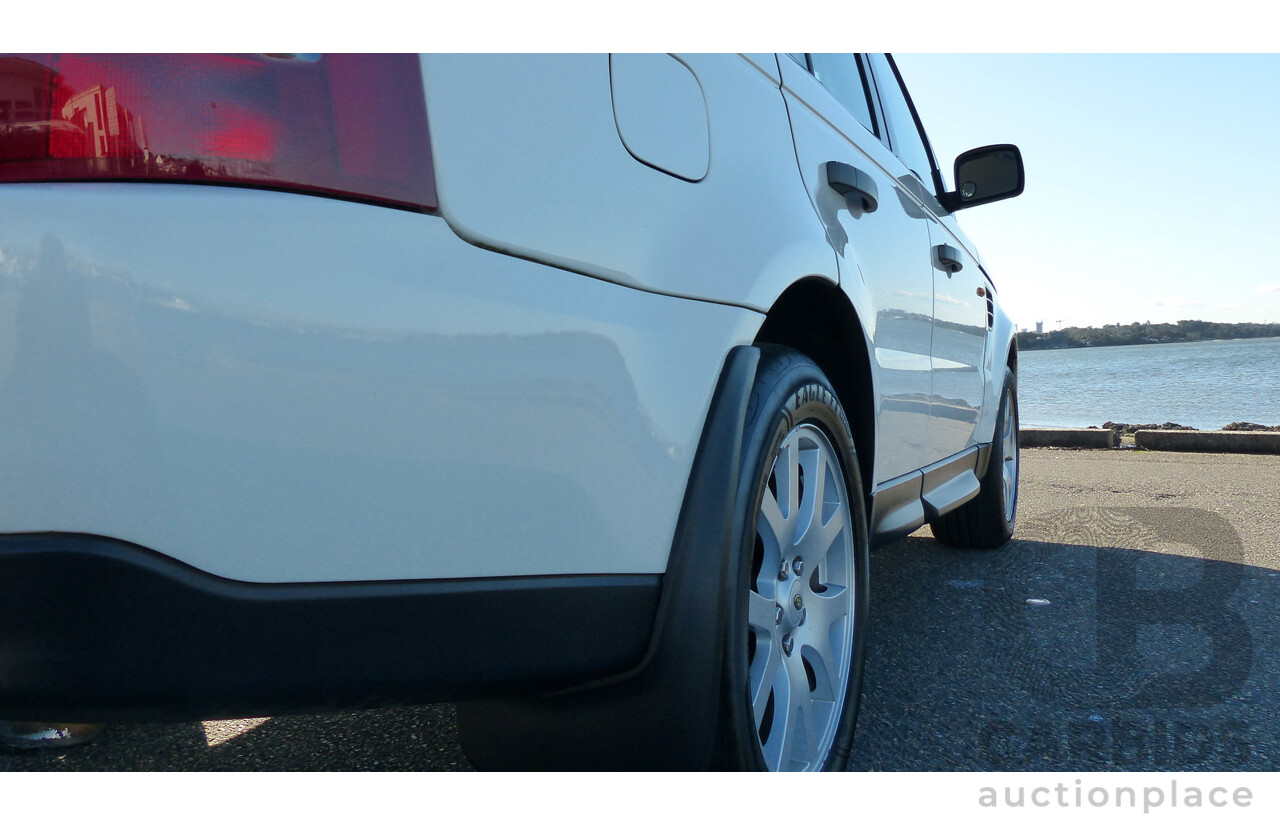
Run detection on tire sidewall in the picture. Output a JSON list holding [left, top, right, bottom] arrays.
[[719, 347, 869, 771]]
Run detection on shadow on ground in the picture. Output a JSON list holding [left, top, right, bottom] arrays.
[[851, 507, 1277, 770]]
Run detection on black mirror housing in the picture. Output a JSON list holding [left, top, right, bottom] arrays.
[[940, 144, 1024, 213]]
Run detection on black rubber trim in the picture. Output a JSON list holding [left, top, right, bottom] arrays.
[[868, 471, 925, 548], [458, 345, 761, 770], [974, 442, 993, 479], [0, 533, 659, 722], [920, 445, 981, 520]]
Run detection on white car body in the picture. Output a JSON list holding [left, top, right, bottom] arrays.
[[0, 53, 1021, 769]]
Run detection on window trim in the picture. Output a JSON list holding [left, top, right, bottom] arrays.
[[853, 54, 883, 141], [882, 53, 947, 198], [859, 53, 892, 151], [802, 53, 882, 141]]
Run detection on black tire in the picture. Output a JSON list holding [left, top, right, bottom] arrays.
[[931, 365, 1019, 549], [716, 345, 869, 771]]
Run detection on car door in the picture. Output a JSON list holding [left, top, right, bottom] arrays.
[[862, 54, 990, 466], [777, 53, 934, 486], [924, 218, 988, 465]]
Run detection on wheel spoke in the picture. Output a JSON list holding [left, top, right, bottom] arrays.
[[775, 656, 817, 770], [794, 441, 822, 544], [801, 611, 848, 700], [803, 584, 849, 639], [751, 636, 785, 735], [748, 590, 777, 633], [758, 488, 787, 551], [802, 499, 847, 562], [775, 439, 798, 524]]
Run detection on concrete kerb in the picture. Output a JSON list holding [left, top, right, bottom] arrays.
[[1020, 428, 1117, 449], [1021, 427, 1280, 454], [1133, 429, 1280, 454]]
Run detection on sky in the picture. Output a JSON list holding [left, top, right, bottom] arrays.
[[893, 53, 1280, 331]]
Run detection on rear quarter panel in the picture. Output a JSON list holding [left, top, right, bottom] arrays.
[[420, 53, 836, 310]]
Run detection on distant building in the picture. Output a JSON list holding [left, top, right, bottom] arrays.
[[1035, 321, 1043, 335], [60, 84, 147, 159]]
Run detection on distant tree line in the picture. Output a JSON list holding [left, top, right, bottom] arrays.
[[1016, 320, 1280, 350]]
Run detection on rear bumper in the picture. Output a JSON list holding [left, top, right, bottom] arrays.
[[0, 533, 659, 721]]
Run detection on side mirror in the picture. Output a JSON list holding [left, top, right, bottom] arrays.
[[939, 144, 1024, 213]]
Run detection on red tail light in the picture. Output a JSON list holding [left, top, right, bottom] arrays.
[[0, 53, 436, 211]]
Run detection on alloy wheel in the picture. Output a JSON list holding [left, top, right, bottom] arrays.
[[747, 423, 855, 771], [1000, 388, 1019, 524]]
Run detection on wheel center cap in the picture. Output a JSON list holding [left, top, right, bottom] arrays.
[[787, 580, 806, 624]]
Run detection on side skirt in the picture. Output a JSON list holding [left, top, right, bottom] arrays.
[[868, 444, 991, 549]]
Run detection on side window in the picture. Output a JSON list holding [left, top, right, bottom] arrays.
[[866, 53, 937, 192], [807, 53, 877, 137]]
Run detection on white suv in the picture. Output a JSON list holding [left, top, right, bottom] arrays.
[[0, 53, 1023, 770]]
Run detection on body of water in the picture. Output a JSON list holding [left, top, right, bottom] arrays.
[[1017, 337, 1280, 430]]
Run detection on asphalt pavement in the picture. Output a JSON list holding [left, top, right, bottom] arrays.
[[852, 447, 1280, 770], [3, 447, 1278, 771]]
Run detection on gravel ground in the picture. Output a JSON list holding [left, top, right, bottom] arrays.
[[0, 705, 470, 771]]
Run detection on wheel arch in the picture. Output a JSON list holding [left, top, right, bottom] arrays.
[[753, 278, 876, 504]]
